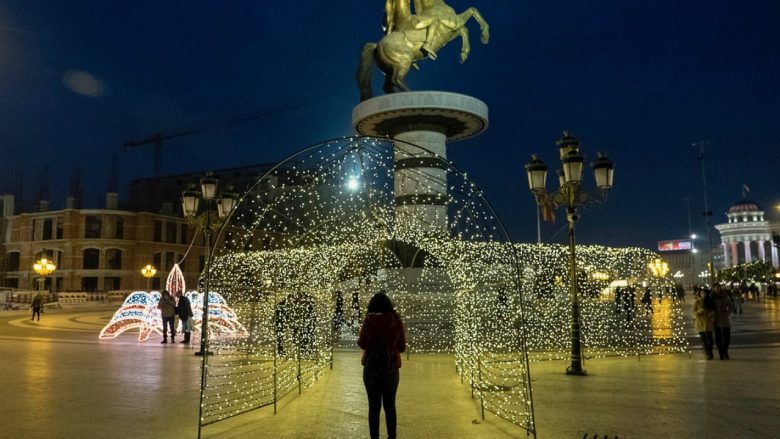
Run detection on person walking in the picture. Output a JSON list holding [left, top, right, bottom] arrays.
[[641, 287, 654, 316], [713, 285, 734, 360], [358, 292, 406, 439], [693, 288, 715, 360], [730, 287, 743, 315], [175, 291, 193, 344], [31, 293, 44, 321], [158, 290, 177, 344]]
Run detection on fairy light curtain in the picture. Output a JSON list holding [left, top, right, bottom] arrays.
[[197, 136, 687, 433]]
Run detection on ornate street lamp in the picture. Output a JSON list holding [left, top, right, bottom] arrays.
[[141, 264, 157, 291], [524, 131, 615, 376], [33, 256, 57, 295], [181, 173, 238, 357], [648, 258, 670, 278]]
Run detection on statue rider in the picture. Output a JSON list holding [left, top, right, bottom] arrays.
[[384, 0, 440, 59]]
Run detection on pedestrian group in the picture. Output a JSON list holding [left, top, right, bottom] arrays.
[[157, 289, 194, 344]]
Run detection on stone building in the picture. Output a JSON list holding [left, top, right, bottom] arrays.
[[715, 199, 779, 268], [0, 193, 204, 292]]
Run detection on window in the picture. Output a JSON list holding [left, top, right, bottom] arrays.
[[6, 252, 20, 271], [104, 277, 121, 290], [151, 277, 161, 290], [83, 248, 100, 269], [51, 250, 63, 268], [180, 224, 189, 244], [43, 218, 53, 240], [4, 278, 19, 289], [166, 222, 177, 243], [177, 255, 185, 272], [33, 218, 43, 240], [154, 220, 163, 242], [115, 217, 124, 239], [165, 252, 175, 271], [85, 216, 102, 238], [153, 252, 162, 270], [106, 249, 122, 270], [35, 249, 54, 261], [56, 217, 63, 239], [81, 277, 98, 292]]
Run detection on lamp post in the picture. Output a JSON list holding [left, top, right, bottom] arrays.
[[141, 264, 157, 291], [524, 131, 615, 376], [33, 256, 57, 296], [181, 173, 238, 357]]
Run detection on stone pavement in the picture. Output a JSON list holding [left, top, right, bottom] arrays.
[[0, 299, 779, 438]]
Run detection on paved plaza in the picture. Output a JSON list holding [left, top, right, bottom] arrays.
[[1, 299, 779, 438]]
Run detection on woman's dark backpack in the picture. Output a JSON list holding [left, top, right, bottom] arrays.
[[365, 334, 395, 377]]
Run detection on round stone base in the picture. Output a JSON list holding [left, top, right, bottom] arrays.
[[352, 91, 489, 142]]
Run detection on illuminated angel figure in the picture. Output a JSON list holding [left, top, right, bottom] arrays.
[[99, 291, 248, 342]]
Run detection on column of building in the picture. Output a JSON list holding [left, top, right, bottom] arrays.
[[757, 240, 766, 262]]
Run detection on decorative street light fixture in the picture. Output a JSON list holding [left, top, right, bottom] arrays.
[[524, 131, 615, 376], [33, 256, 57, 295], [141, 264, 157, 291], [181, 173, 238, 357], [648, 258, 670, 278]]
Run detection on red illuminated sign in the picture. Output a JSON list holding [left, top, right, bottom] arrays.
[[658, 240, 692, 251]]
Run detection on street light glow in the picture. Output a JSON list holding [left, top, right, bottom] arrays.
[[141, 264, 157, 278], [347, 176, 360, 190]]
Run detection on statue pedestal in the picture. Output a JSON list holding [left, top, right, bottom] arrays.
[[352, 92, 488, 351], [352, 91, 488, 231]]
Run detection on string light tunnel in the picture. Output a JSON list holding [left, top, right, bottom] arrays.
[[196, 136, 687, 434]]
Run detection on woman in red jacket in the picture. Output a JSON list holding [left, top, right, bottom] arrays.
[[358, 292, 406, 439]]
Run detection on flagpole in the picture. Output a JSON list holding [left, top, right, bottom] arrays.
[[695, 141, 716, 283]]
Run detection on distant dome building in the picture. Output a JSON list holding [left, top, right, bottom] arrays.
[[715, 198, 778, 268]]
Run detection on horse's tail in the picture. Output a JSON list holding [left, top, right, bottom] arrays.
[[357, 42, 377, 102]]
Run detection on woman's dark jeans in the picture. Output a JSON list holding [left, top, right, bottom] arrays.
[[363, 367, 399, 439]]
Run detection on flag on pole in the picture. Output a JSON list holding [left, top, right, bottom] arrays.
[[742, 183, 750, 198], [541, 199, 556, 223]]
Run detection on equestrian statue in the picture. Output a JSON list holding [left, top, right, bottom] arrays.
[[357, 0, 490, 101]]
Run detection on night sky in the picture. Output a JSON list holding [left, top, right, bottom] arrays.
[[2, 0, 779, 249]]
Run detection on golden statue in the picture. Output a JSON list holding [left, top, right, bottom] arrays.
[[358, 0, 490, 101]]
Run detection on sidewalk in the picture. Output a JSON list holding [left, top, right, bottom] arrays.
[[201, 346, 780, 439], [1, 301, 778, 438]]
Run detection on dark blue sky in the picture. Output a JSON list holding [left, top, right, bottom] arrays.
[[2, 0, 779, 248]]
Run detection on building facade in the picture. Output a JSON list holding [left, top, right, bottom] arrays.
[[0, 194, 205, 292], [715, 200, 779, 268]]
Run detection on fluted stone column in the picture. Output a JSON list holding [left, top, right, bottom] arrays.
[[758, 240, 766, 261], [745, 241, 753, 263], [731, 242, 738, 266]]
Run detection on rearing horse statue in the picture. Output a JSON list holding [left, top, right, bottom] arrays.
[[357, 0, 490, 101]]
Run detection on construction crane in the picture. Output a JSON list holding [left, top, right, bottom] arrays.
[[123, 103, 307, 177]]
